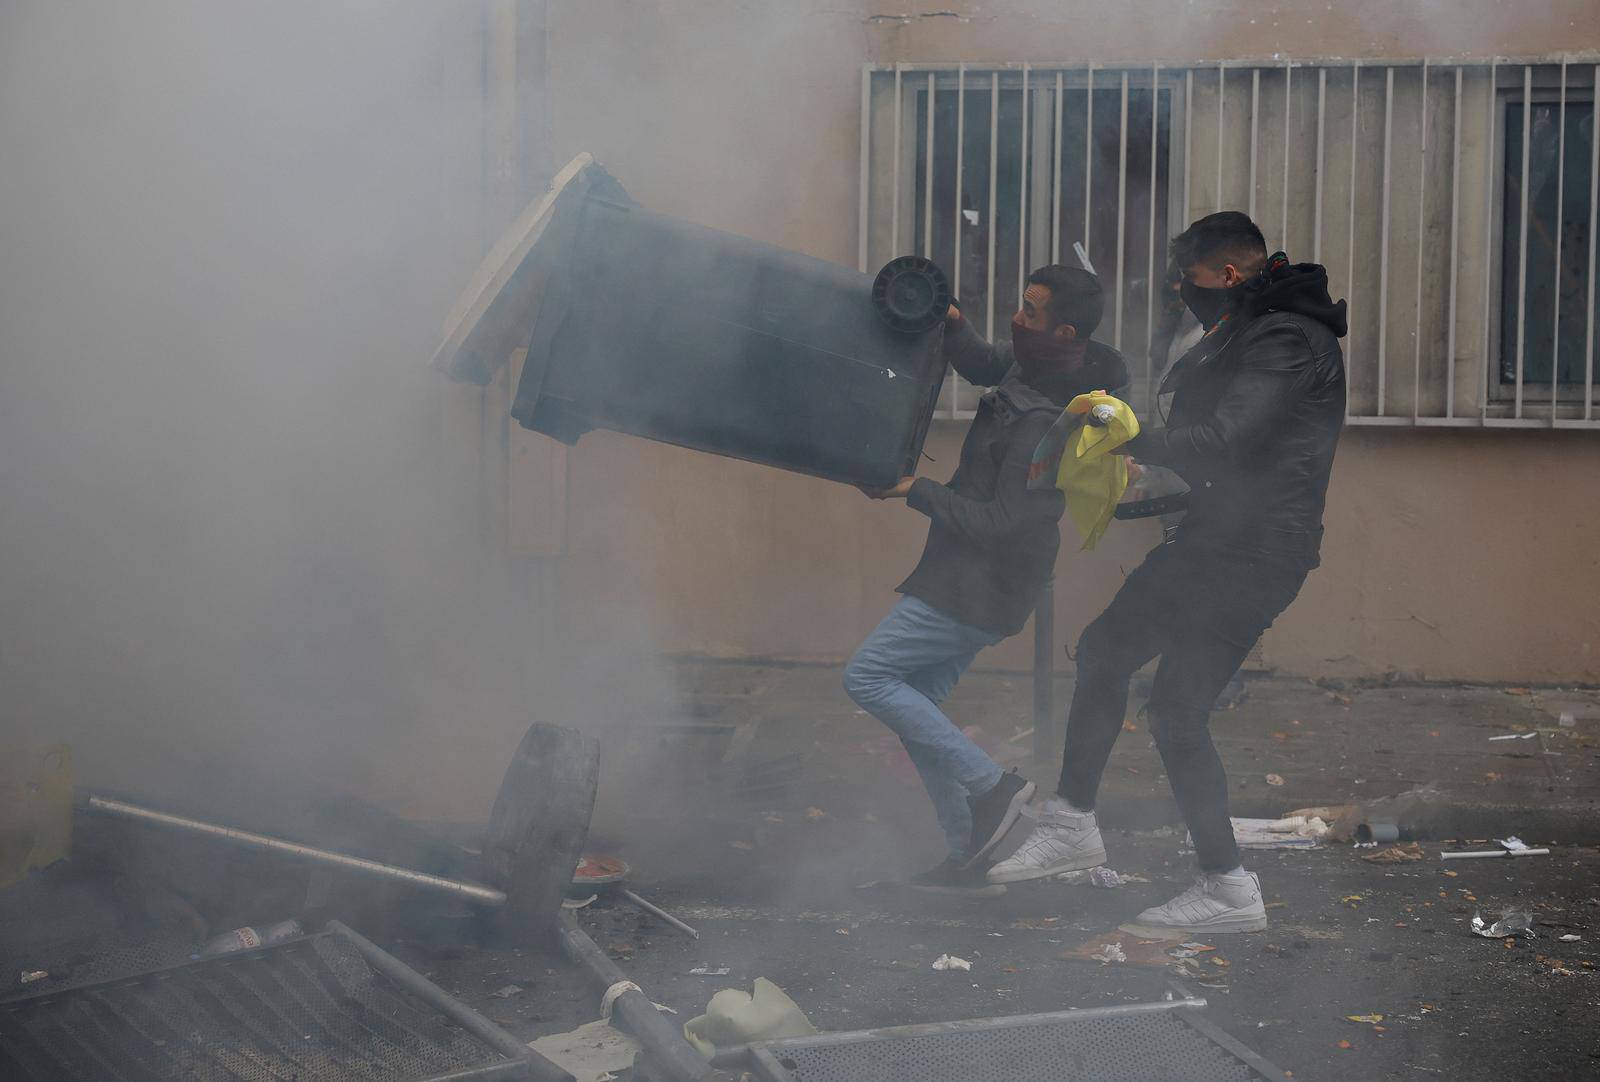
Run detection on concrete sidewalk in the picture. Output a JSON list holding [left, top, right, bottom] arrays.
[[662, 658, 1600, 845]]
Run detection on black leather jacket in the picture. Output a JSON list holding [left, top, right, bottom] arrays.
[[899, 318, 1129, 635], [1125, 257, 1347, 566]]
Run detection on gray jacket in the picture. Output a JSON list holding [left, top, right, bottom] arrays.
[[898, 319, 1130, 635]]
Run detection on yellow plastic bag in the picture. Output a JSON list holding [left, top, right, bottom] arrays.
[[1055, 392, 1139, 550]]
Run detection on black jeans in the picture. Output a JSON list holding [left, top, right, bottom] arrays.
[[1057, 537, 1310, 873]]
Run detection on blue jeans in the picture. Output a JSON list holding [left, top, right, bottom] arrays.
[[844, 595, 1006, 856]]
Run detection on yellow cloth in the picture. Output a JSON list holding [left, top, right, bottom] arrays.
[[1055, 392, 1140, 550]]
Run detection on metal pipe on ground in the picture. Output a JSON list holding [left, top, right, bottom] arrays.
[[86, 795, 510, 903], [557, 912, 714, 1082], [329, 919, 574, 1082]]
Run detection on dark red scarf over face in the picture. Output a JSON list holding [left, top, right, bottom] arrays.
[[1011, 316, 1087, 383]]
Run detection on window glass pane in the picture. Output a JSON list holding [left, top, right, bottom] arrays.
[[1501, 99, 1596, 388]]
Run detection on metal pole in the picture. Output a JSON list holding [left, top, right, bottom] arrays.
[[1551, 57, 1568, 423], [1447, 66, 1462, 418], [1347, 61, 1361, 418], [1147, 62, 1161, 407], [1378, 66, 1394, 415], [892, 63, 903, 256], [1085, 64, 1096, 257], [1183, 69, 1193, 224], [1032, 582, 1055, 762], [1020, 63, 1031, 300], [1481, 61, 1498, 420], [953, 64, 966, 415], [1413, 60, 1429, 420], [1314, 67, 1326, 263], [558, 912, 714, 1081], [328, 921, 573, 1082], [1281, 59, 1292, 250], [1587, 63, 1599, 421], [86, 795, 509, 905], [1515, 65, 1532, 418], [924, 72, 936, 260], [858, 66, 871, 272], [1053, 71, 1064, 263], [988, 71, 999, 339], [1216, 61, 1226, 213], [620, 888, 700, 939], [1249, 67, 1260, 219], [1114, 70, 1130, 349]]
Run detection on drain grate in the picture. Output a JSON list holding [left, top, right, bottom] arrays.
[[746, 1002, 1281, 1082], [0, 930, 531, 1082]]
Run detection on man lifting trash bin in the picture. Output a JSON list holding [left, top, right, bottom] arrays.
[[990, 212, 1348, 937], [847, 265, 1129, 897]]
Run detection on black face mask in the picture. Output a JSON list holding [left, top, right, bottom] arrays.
[[1180, 278, 1243, 330]]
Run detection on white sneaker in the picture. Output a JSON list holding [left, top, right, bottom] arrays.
[[986, 801, 1107, 884], [1119, 871, 1268, 936]]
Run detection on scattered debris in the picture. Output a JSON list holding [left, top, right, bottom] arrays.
[[683, 978, 816, 1059], [1337, 1039, 1354, 1049], [805, 807, 827, 820], [1558, 712, 1576, 727], [689, 965, 732, 976], [1558, 934, 1583, 943], [931, 954, 972, 971], [19, 970, 47, 985], [563, 894, 599, 910], [1089, 942, 1127, 965], [730, 841, 755, 851], [1362, 842, 1425, 864], [1345, 1014, 1384, 1025], [1264, 773, 1286, 786], [1440, 843, 1550, 860], [1057, 867, 1149, 885], [490, 984, 523, 999], [1229, 816, 1328, 849], [1488, 732, 1538, 741], [1471, 910, 1535, 938], [530, 1019, 640, 1082], [620, 888, 700, 939], [574, 854, 631, 886]]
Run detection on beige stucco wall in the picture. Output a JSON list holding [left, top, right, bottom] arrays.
[[527, 1, 1600, 684]]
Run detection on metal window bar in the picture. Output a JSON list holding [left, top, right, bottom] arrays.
[[864, 58, 1600, 428]]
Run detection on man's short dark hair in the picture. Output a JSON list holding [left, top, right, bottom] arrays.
[[1026, 264, 1104, 337], [1170, 211, 1268, 272]]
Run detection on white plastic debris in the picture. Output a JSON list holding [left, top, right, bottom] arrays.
[[688, 965, 731, 976], [1499, 836, 1530, 851], [931, 954, 972, 972], [1559, 934, 1583, 942], [19, 970, 47, 985], [1558, 712, 1576, 727], [1471, 910, 1534, 938], [1089, 942, 1127, 964], [1488, 732, 1537, 741], [491, 984, 524, 999]]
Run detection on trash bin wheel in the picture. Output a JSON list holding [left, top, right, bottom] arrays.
[[872, 256, 952, 334]]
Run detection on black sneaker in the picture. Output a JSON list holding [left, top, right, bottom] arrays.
[[962, 769, 1035, 868], [907, 857, 1006, 897]]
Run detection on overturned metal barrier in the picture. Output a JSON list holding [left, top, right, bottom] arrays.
[[0, 921, 570, 1082]]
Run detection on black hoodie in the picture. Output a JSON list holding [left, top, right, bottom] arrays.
[[1125, 254, 1347, 565]]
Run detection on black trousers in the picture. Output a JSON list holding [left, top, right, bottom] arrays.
[[1057, 537, 1310, 873]]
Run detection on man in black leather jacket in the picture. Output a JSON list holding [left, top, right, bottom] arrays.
[[989, 213, 1347, 938]]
